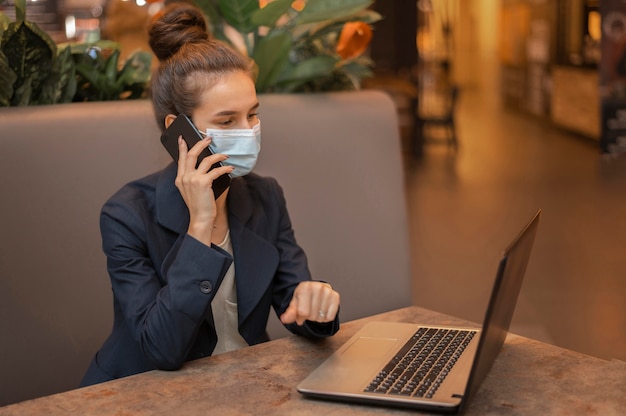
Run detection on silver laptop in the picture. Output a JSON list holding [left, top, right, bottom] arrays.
[[298, 210, 541, 413]]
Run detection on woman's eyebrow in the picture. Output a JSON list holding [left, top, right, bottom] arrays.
[[214, 110, 237, 116]]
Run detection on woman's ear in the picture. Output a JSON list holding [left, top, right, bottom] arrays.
[[164, 114, 177, 129]]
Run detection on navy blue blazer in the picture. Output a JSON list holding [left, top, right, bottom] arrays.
[[80, 164, 339, 386]]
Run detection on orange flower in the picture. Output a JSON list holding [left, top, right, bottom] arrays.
[[291, 0, 306, 12], [336, 21, 373, 60]]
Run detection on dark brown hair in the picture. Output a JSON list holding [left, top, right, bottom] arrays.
[[148, 3, 253, 130]]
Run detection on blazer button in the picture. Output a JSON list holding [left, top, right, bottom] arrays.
[[200, 280, 212, 294]]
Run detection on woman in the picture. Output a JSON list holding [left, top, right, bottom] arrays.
[[80, 3, 340, 387]]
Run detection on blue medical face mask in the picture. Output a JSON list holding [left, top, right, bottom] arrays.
[[204, 121, 261, 177]]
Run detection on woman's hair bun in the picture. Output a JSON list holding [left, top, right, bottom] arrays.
[[148, 3, 210, 62]]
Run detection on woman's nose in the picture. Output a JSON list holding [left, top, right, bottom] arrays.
[[233, 120, 255, 129], [237, 120, 258, 130]]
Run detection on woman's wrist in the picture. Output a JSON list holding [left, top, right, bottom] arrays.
[[187, 219, 215, 246]]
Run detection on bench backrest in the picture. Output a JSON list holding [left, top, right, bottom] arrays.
[[0, 91, 411, 405]]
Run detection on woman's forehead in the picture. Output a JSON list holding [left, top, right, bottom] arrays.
[[195, 72, 257, 114]]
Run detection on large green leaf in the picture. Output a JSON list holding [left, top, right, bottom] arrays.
[[252, 32, 292, 92], [75, 52, 108, 100], [278, 55, 337, 83], [2, 21, 55, 75], [55, 46, 76, 103], [250, 0, 292, 27], [295, 0, 373, 25], [104, 49, 120, 85], [217, 0, 259, 33], [92, 51, 117, 99], [296, 9, 381, 40], [338, 57, 373, 86], [114, 52, 151, 100], [193, 0, 230, 44], [13, 72, 33, 105], [38, 45, 76, 104], [0, 50, 17, 106], [2, 21, 55, 105], [24, 19, 56, 54], [275, 55, 338, 92], [116, 51, 152, 89]]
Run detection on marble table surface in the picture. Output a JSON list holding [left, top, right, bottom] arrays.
[[1, 306, 624, 415]]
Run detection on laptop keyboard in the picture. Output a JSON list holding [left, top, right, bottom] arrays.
[[364, 327, 476, 399]]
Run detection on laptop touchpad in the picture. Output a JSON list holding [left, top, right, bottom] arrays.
[[342, 337, 398, 358]]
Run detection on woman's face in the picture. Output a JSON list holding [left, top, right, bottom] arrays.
[[191, 71, 259, 132]]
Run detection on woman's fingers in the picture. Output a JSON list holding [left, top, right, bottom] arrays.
[[177, 136, 232, 183], [280, 282, 340, 325], [176, 136, 188, 176], [183, 137, 212, 170]]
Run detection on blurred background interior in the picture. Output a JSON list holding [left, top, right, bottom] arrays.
[[1, 0, 624, 366]]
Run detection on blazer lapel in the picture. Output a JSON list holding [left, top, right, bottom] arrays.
[[228, 178, 279, 326]]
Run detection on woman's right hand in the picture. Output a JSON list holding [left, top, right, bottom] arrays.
[[174, 136, 234, 245]]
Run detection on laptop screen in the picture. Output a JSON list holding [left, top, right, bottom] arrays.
[[463, 210, 541, 407]]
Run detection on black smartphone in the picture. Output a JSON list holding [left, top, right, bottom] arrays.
[[160, 114, 231, 198]]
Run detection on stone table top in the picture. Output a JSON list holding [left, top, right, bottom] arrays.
[[1, 306, 624, 415]]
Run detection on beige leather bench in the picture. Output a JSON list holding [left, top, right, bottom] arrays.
[[0, 90, 412, 405]]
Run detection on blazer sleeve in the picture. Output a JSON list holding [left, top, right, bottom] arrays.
[[267, 179, 340, 338], [100, 193, 233, 370]]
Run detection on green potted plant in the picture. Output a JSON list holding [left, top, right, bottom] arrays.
[[0, 0, 152, 106], [0, 0, 75, 106], [61, 42, 152, 102], [1, 0, 380, 106], [192, 0, 380, 92]]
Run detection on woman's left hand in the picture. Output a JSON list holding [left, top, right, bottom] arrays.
[[280, 281, 340, 326]]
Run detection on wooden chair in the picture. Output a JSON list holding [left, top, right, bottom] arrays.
[[417, 85, 460, 148]]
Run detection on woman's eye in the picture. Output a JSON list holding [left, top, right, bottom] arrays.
[[248, 113, 259, 120], [219, 120, 234, 126]]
